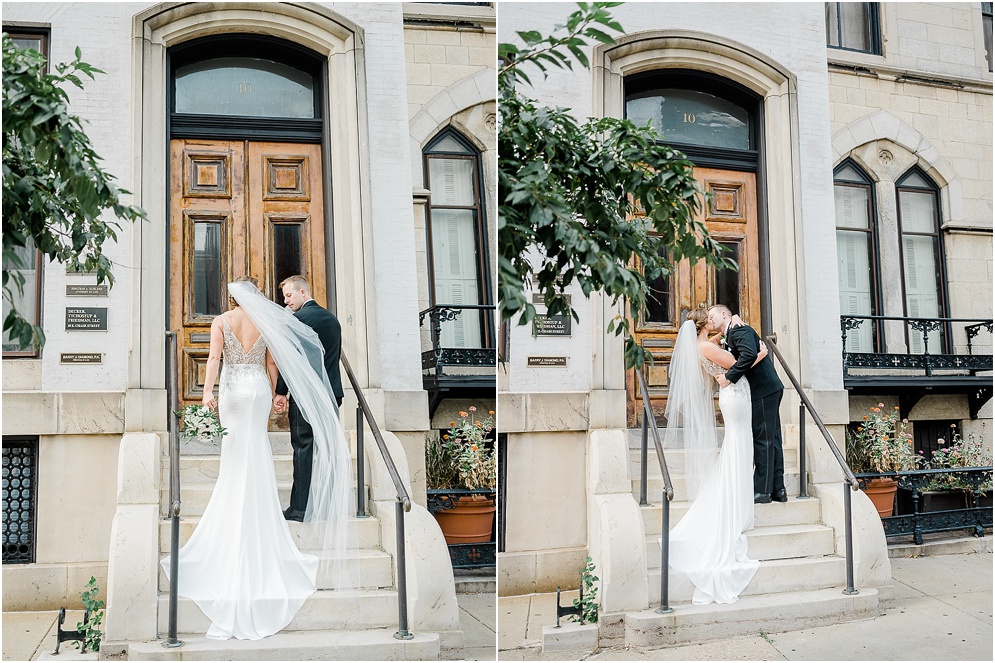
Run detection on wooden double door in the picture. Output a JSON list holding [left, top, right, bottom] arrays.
[[169, 138, 327, 409], [625, 167, 762, 427]]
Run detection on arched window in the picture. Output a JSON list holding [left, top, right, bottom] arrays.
[[169, 35, 324, 141], [834, 161, 880, 352], [424, 129, 490, 349], [896, 168, 948, 353]]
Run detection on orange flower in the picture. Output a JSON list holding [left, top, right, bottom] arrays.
[[471, 445, 478, 451], [459, 411, 468, 417], [443, 434, 450, 440], [450, 421, 456, 426], [488, 410, 495, 415]]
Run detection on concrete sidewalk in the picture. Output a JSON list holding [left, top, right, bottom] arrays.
[[498, 549, 992, 661], [2, 590, 497, 661]]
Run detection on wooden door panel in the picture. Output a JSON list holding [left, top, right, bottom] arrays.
[[626, 168, 760, 427], [170, 139, 325, 418]]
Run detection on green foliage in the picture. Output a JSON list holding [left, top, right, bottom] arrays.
[[427, 407, 497, 490], [499, 3, 735, 368], [571, 556, 599, 624], [925, 423, 991, 492], [2, 34, 146, 350], [846, 404, 920, 474], [74, 576, 105, 652]]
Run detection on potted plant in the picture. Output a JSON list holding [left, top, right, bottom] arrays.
[[847, 404, 919, 517], [923, 424, 992, 511], [426, 407, 497, 544]]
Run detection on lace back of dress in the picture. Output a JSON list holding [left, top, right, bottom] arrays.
[[222, 318, 267, 366], [700, 355, 725, 378]]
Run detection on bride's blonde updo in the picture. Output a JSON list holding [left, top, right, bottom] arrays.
[[228, 276, 259, 309], [686, 307, 709, 334]]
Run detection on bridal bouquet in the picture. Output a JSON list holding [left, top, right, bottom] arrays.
[[176, 404, 227, 443]]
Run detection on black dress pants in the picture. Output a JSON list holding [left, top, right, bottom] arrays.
[[288, 399, 314, 514], [752, 389, 785, 495]]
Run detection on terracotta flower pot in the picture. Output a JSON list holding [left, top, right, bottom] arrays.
[[862, 477, 899, 518], [433, 494, 496, 544]]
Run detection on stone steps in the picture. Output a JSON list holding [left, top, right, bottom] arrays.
[[632, 471, 801, 503], [158, 516, 382, 552], [644, 523, 836, 569], [126, 628, 440, 661], [156, 589, 399, 634], [646, 555, 846, 604], [158, 546, 394, 592], [639, 497, 823, 535], [161, 482, 365, 517], [629, 446, 799, 476], [625, 586, 879, 647]]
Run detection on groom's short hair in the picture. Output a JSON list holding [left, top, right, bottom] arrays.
[[708, 304, 732, 316], [280, 275, 311, 294]]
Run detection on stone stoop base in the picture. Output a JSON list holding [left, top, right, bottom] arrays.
[[116, 629, 441, 661], [541, 622, 598, 655], [624, 587, 880, 648], [888, 532, 993, 558]]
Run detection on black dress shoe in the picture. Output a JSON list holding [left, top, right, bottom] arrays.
[[754, 492, 772, 504], [283, 508, 304, 522], [772, 489, 788, 503]]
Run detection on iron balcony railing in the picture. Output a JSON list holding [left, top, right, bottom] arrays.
[[426, 487, 497, 569], [163, 335, 415, 645], [856, 467, 993, 544], [841, 315, 993, 377], [418, 304, 497, 375], [635, 370, 675, 614]]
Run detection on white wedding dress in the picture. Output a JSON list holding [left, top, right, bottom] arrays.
[[664, 353, 760, 605], [160, 319, 318, 640]]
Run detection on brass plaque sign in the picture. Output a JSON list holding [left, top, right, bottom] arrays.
[[533, 313, 571, 336], [65, 307, 107, 331], [60, 353, 103, 365], [66, 284, 108, 297], [527, 356, 567, 367], [532, 293, 571, 304]]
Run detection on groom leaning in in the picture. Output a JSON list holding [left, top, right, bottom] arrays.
[[707, 304, 787, 504], [273, 275, 345, 521]]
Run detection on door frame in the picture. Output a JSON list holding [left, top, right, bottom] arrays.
[[130, 4, 370, 416]]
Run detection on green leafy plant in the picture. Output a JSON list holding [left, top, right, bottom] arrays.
[[925, 423, 991, 492], [498, 3, 734, 368], [427, 407, 496, 490], [571, 556, 599, 624], [73, 576, 105, 652], [2, 35, 146, 350], [846, 404, 919, 474]]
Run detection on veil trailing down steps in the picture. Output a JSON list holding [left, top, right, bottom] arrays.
[[228, 281, 358, 590]]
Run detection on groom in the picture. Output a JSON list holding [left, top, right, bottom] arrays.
[[273, 275, 344, 521], [707, 304, 786, 504]]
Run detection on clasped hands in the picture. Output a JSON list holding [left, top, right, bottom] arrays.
[[273, 394, 288, 413]]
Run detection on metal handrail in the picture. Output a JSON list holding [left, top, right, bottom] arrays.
[[163, 332, 183, 649], [635, 370, 674, 614], [339, 351, 413, 640], [764, 335, 859, 595]]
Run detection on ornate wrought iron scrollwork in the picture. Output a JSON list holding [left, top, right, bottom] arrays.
[[965, 321, 994, 355], [419, 306, 462, 342], [840, 316, 865, 348]]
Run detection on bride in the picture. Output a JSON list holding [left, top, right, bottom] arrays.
[[160, 277, 354, 640], [662, 307, 766, 605]]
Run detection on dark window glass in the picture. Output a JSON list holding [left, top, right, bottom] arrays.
[[826, 3, 881, 54], [715, 242, 741, 315], [626, 89, 750, 150], [896, 170, 946, 354], [912, 420, 959, 462], [3, 28, 48, 357], [193, 222, 222, 316], [984, 3, 993, 73], [834, 163, 878, 353], [175, 57, 315, 118], [644, 247, 671, 324], [273, 224, 303, 292], [2, 438, 38, 564]]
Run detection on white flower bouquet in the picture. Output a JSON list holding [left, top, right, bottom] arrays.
[[177, 404, 227, 443]]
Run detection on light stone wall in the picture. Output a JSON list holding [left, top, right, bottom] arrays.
[[2, 434, 120, 611]]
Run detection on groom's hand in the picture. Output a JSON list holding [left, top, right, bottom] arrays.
[[273, 394, 288, 413], [716, 373, 731, 387]]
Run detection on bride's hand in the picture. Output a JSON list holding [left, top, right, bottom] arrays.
[[202, 392, 218, 413], [757, 340, 769, 362]]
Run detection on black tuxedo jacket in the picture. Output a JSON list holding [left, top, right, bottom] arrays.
[[275, 300, 344, 404], [723, 322, 783, 400]]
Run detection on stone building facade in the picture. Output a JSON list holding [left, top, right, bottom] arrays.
[[1, 3, 495, 651], [497, 0, 992, 624]]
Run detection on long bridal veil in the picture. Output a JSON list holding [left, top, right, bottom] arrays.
[[228, 281, 358, 590], [663, 319, 719, 502]]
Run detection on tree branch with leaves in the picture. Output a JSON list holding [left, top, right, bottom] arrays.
[[498, 2, 735, 368], [2, 35, 146, 350]]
